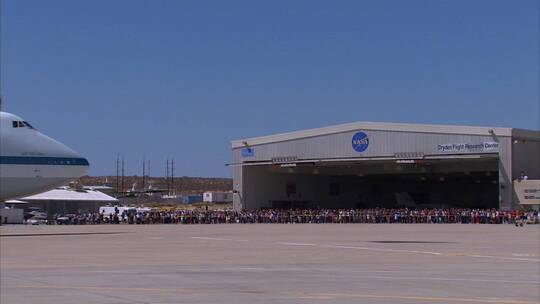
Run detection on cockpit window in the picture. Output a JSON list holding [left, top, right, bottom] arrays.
[[12, 121, 35, 129]]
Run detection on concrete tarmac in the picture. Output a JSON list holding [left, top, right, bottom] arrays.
[[1, 224, 539, 304]]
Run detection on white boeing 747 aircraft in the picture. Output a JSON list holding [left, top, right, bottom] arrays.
[[0, 111, 89, 201]]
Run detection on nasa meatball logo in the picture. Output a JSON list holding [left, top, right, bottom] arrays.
[[352, 132, 369, 153]]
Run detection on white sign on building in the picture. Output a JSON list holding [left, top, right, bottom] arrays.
[[437, 142, 499, 153]]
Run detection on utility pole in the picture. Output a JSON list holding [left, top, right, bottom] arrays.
[[116, 154, 120, 195], [142, 156, 146, 191], [166, 159, 170, 196], [147, 159, 151, 183], [121, 156, 125, 195], [171, 158, 175, 196]]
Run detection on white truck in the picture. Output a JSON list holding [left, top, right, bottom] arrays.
[[99, 206, 136, 216]]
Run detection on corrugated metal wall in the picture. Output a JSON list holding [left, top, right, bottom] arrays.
[[234, 129, 507, 161], [512, 139, 540, 180]]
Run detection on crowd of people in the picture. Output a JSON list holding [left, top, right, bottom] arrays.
[[50, 208, 540, 225]]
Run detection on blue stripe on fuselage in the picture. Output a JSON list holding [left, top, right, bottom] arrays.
[[0, 156, 89, 166]]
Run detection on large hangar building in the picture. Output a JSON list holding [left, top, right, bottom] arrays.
[[230, 122, 540, 211]]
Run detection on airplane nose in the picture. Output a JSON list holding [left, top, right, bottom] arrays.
[[80, 157, 90, 166], [35, 132, 90, 173], [78, 157, 90, 176], [56, 144, 89, 166], [64, 146, 89, 168], [67, 148, 89, 166], [49, 143, 89, 180], [72, 154, 90, 167], [62, 151, 90, 177]]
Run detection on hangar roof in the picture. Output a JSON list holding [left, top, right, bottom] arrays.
[[19, 188, 118, 202], [232, 121, 539, 149]]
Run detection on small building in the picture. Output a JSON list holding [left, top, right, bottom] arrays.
[[203, 191, 233, 203], [0, 207, 24, 224], [18, 187, 118, 214], [180, 194, 203, 204], [514, 180, 540, 210]]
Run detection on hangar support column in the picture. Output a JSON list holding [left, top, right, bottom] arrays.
[[496, 136, 513, 210], [233, 165, 243, 211], [498, 158, 513, 210]]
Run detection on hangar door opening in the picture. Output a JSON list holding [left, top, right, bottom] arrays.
[[242, 156, 499, 209]]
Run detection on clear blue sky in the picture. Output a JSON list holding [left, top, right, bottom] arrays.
[[1, 0, 539, 177]]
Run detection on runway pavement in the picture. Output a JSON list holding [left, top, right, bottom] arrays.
[[1, 224, 539, 304]]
